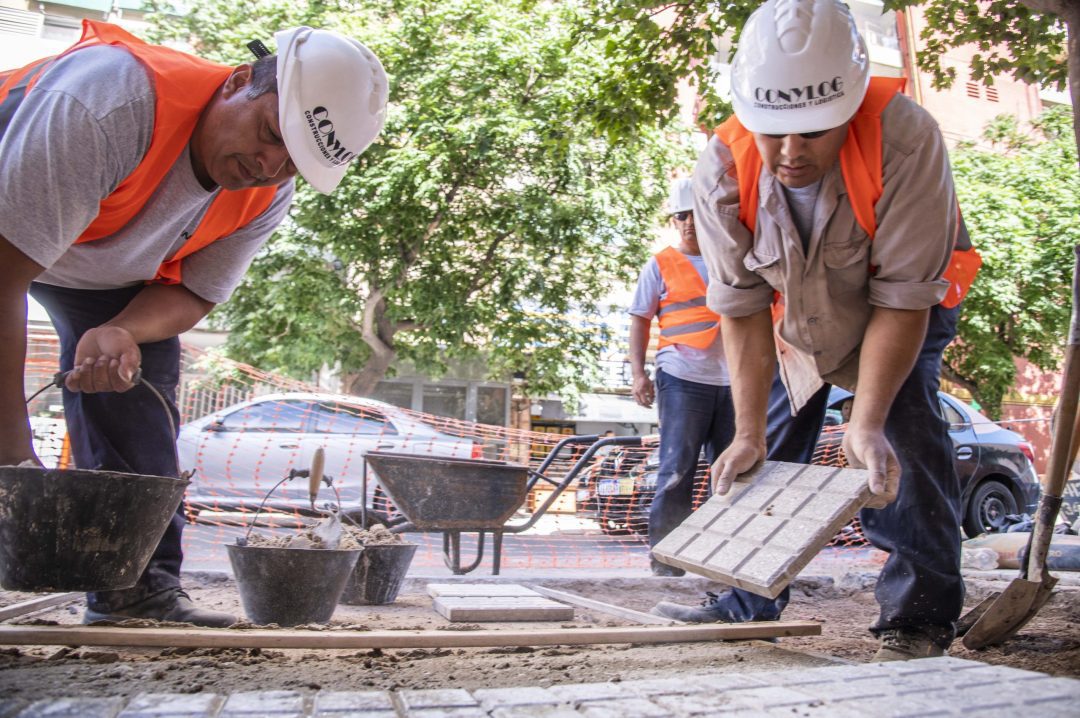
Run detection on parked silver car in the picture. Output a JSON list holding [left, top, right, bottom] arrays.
[[178, 392, 479, 523]]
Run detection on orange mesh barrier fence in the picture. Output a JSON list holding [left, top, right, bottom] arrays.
[[23, 330, 1050, 575], [22, 334, 871, 575]]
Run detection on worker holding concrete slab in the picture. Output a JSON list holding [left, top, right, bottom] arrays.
[[651, 0, 981, 662], [629, 178, 735, 575], [0, 22, 387, 626]]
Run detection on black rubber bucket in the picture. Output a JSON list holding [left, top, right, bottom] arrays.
[[0, 466, 188, 592], [339, 543, 418, 606], [227, 544, 362, 626]]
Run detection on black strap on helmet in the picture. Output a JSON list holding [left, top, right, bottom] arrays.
[[246, 40, 271, 60]]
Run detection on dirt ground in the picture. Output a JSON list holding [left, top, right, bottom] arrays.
[[0, 570, 1077, 703]]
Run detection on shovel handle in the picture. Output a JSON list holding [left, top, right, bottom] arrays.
[[1027, 246, 1080, 578]]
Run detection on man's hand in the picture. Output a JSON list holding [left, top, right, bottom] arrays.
[[632, 374, 655, 408], [66, 326, 141, 393], [842, 425, 900, 509], [710, 436, 765, 496]]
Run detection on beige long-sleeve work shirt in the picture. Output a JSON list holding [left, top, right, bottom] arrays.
[[693, 93, 958, 411]]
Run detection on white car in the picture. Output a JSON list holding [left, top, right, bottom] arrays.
[[178, 392, 479, 523]]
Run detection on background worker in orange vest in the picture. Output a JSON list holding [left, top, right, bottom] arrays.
[[651, 0, 979, 662], [0, 22, 387, 626], [629, 178, 735, 576]]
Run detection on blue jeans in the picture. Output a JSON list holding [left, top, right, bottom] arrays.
[[29, 283, 185, 612], [651, 369, 736, 547], [716, 304, 965, 645]]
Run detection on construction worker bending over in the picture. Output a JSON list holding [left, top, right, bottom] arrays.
[[651, 0, 981, 662], [630, 178, 735, 576], [0, 22, 387, 626]]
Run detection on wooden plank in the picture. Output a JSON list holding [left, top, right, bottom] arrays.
[[0, 593, 81, 622], [526, 586, 685, 626], [0, 621, 820, 650], [433, 596, 574, 622]]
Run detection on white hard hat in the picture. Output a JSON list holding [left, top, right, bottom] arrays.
[[667, 177, 693, 215], [275, 27, 388, 194], [730, 0, 869, 135]]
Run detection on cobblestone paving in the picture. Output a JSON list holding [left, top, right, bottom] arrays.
[[2, 657, 1077, 717]]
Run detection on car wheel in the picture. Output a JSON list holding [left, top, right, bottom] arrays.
[[964, 479, 1018, 537]]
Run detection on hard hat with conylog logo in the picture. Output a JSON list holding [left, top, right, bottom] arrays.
[[275, 27, 388, 194], [667, 177, 693, 215], [730, 0, 869, 135]]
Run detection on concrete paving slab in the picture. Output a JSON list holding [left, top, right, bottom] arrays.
[[428, 584, 574, 622], [652, 461, 872, 598], [7, 657, 1078, 717]]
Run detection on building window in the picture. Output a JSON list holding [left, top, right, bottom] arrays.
[[423, 384, 467, 420], [965, 81, 981, 100], [476, 386, 508, 426], [985, 86, 999, 103], [370, 381, 414, 410]]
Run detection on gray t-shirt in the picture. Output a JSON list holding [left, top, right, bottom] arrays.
[[629, 251, 729, 386], [781, 180, 822, 253], [0, 45, 294, 304]]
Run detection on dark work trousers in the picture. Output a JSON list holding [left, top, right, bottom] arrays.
[[29, 282, 185, 613], [650, 369, 736, 547], [713, 303, 965, 646]]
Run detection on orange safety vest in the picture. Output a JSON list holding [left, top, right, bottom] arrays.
[[0, 20, 279, 285], [655, 246, 721, 349], [714, 77, 981, 309]]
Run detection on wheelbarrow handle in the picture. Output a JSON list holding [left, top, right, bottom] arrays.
[[529, 434, 644, 488]]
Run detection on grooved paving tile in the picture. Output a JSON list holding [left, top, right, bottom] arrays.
[[473, 687, 561, 710], [12, 656, 1080, 717], [547, 682, 623, 705], [490, 709, 581, 718], [313, 691, 395, 716], [220, 691, 304, 716], [652, 461, 872, 597], [625, 674, 766, 697], [118, 694, 221, 717], [576, 698, 670, 718], [397, 689, 477, 710], [427, 585, 539, 598], [408, 709, 488, 718], [16, 698, 125, 718], [0, 702, 26, 718], [428, 584, 574, 622]]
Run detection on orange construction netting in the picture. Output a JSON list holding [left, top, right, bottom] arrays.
[[24, 330, 871, 576]]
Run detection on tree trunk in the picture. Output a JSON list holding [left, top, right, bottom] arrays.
[[343, 291, 400, 396]]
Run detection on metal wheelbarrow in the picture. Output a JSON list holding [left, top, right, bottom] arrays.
[[361, 434, 645, 575]]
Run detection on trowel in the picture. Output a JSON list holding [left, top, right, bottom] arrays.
[[307, 447, 343, 549]]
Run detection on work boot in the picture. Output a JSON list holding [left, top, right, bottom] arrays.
[[871, 628, 947, 662], [84, 588, 235, 628], [650, 591, 733, 623], [650, 558, 686, 577]]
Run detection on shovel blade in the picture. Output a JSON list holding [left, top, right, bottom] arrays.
[[961, 574, 1058, 649], [956, 593, 998, 637]]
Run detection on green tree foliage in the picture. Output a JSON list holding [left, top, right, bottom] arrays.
[[947, 107, 1079, 415], [146, 0, 684, 396], [581, 1, 1077, 416], [582, 2, 1075, 149]]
